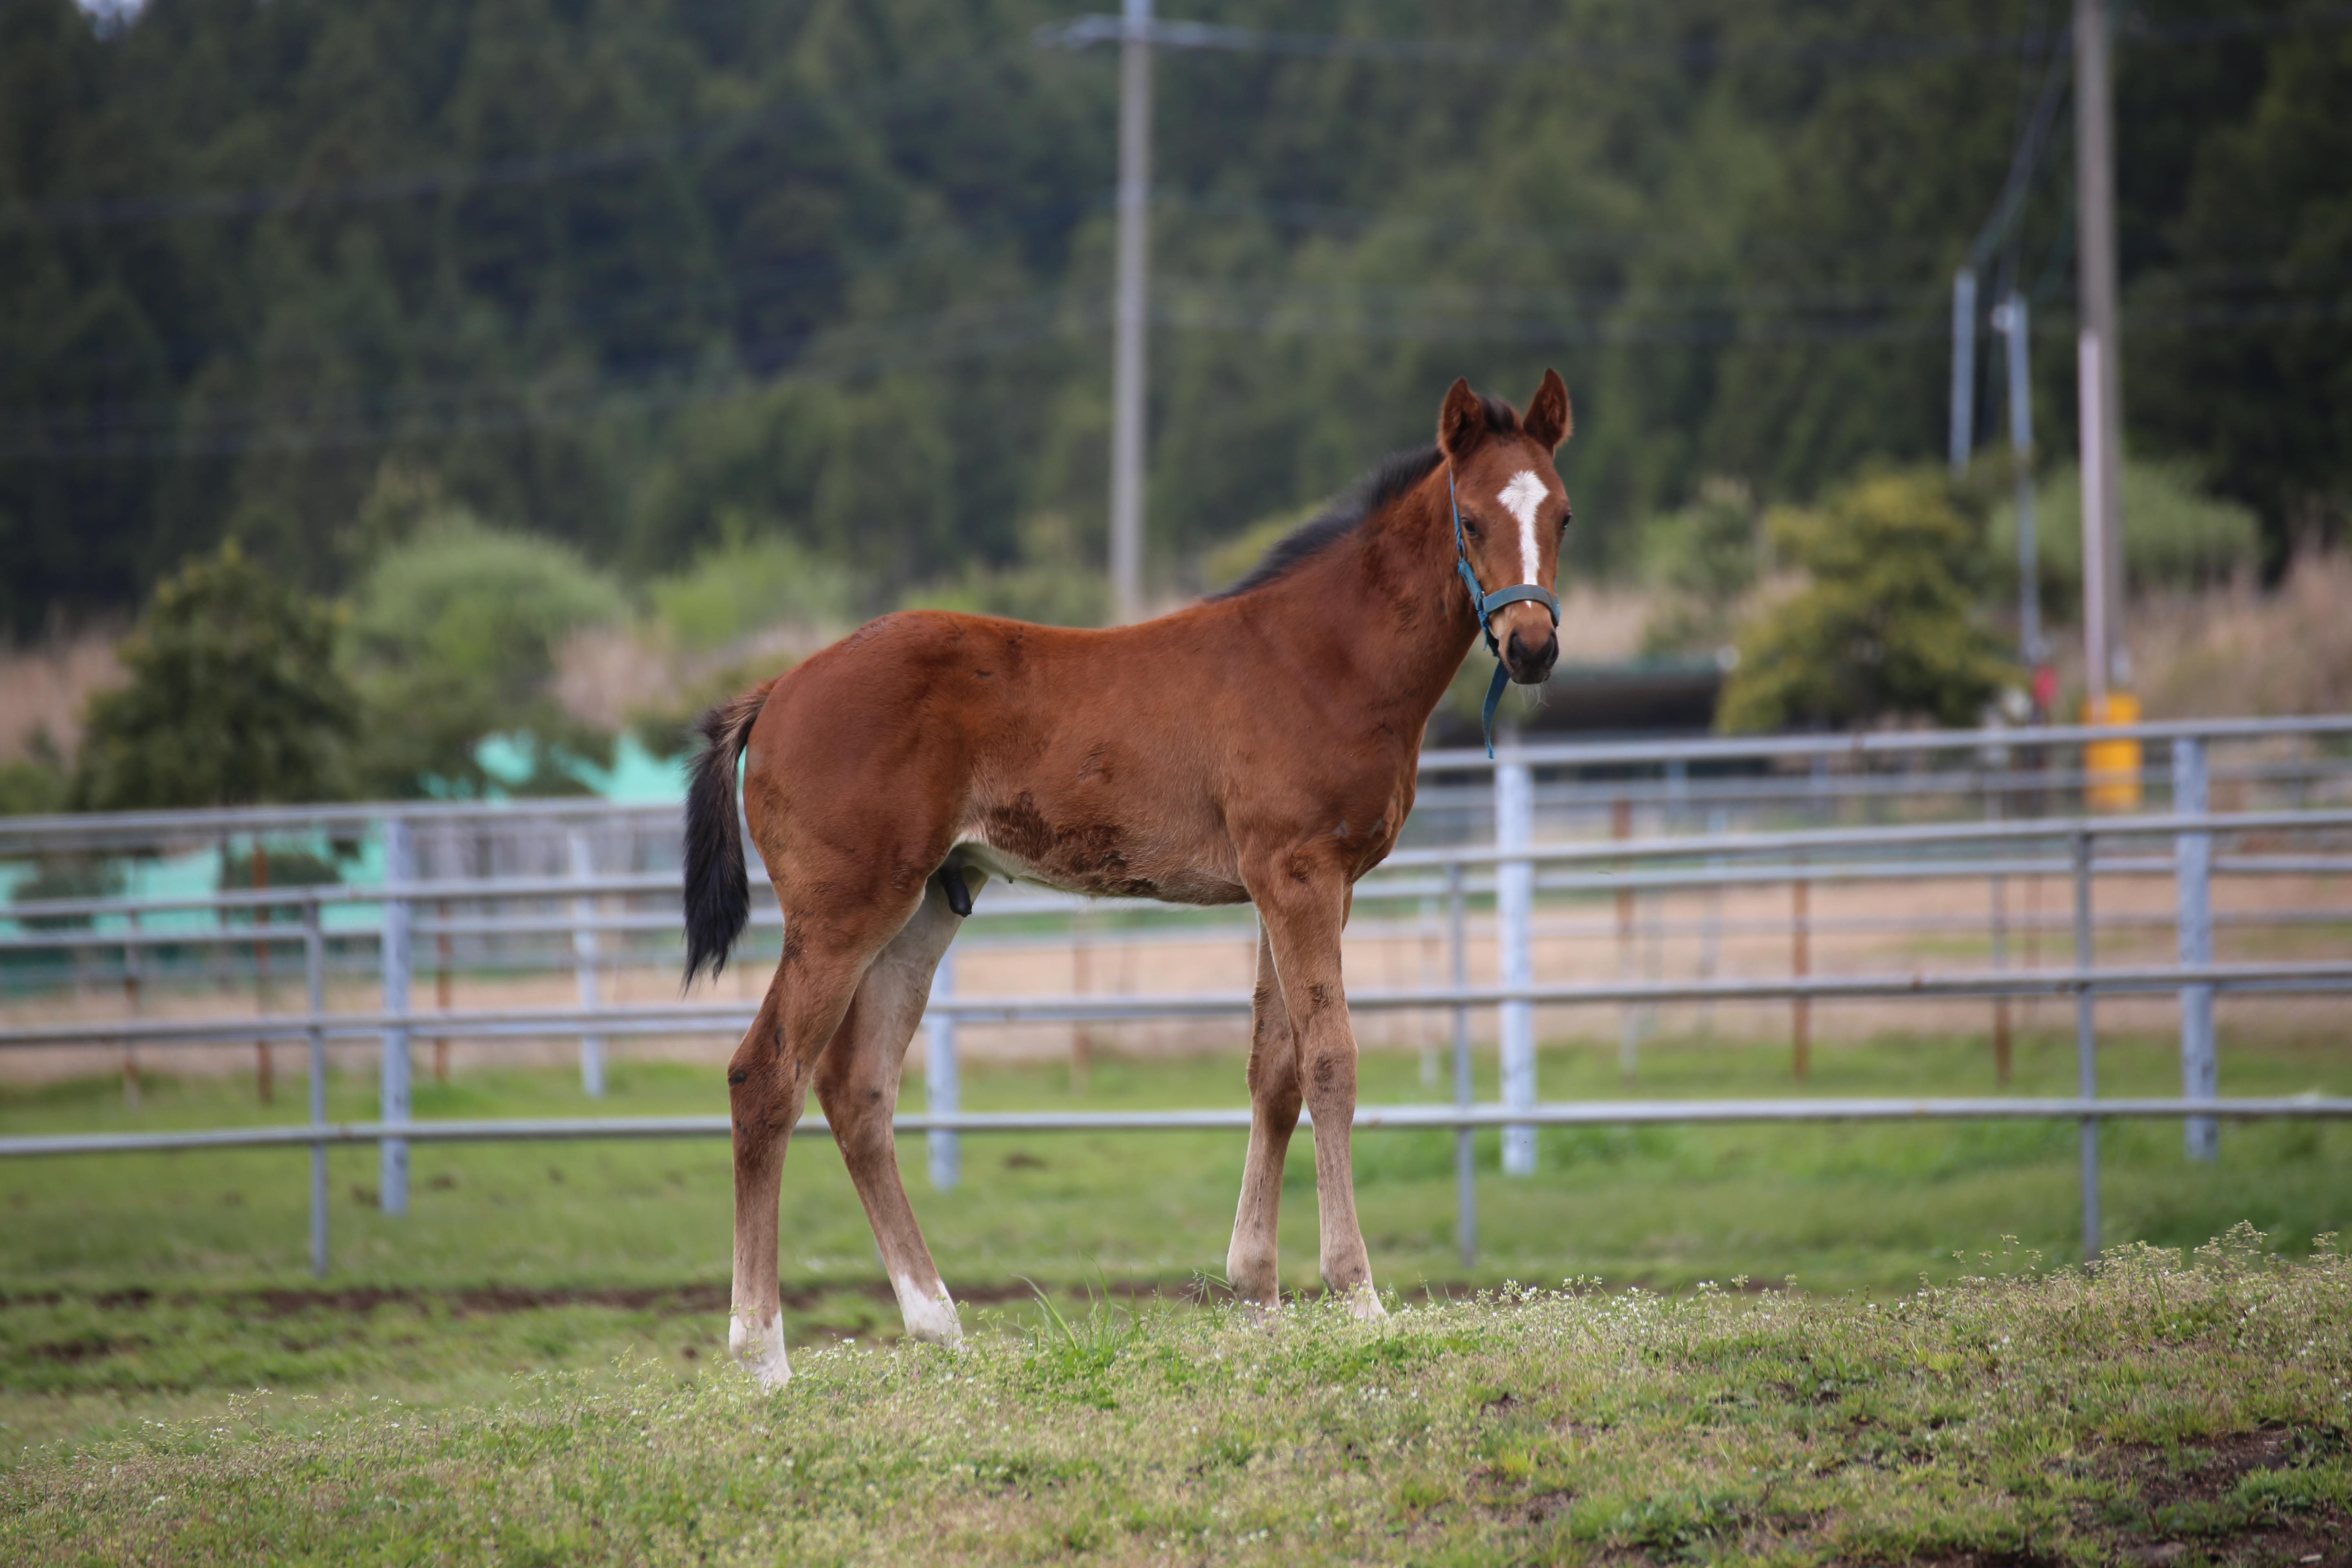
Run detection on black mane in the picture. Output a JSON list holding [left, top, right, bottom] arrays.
[[1207, 394, 1522, 601]]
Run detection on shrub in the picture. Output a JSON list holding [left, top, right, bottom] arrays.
[[0, 732, 69, 817], [646, 528, 856, 654], [345, 516, 624, 796], [72, 544, 355, 809], [1638, 477, 1764, 657], [1990, 458, 2261, 599], [8, 855, 125, 929], [1718, 469, 2014, 732]]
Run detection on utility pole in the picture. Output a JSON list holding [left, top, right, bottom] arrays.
[[1992, 293, 2044, 666], [1109, 0, 1154, 624], [1948, 266, 1977, 475], [2074, 0, 2127, 704]]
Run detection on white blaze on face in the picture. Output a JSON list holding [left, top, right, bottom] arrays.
[[1497, 470, 1551, 587]]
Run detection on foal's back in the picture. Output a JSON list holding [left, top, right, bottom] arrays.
[[745, 602, 1271, 908]]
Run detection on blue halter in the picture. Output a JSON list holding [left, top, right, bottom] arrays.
[[1450, 470, 1562, 758]]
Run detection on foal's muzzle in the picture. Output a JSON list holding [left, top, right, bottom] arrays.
[[1502, 618, 1559, 685]]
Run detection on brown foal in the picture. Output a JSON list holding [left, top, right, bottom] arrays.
[[683, 372, 1574, 1387]]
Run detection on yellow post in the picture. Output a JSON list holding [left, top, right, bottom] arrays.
[[2083, 691, 2143, 811]]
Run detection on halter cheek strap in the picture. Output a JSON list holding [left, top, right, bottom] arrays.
[[1450, 471, 1562, 759]]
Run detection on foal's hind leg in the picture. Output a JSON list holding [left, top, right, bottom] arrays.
[[814, 871, 969, 1346], [726, 911, 907, 1389], [1226, 924, 1300, 1307]]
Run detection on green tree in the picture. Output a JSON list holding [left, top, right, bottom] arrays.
[[1717, 470, 2013, 733], [344, 515, 624, 796], [2131, 23, 2352, 560], [71, 544, 355, 808], [0, 0, 2332, 627]]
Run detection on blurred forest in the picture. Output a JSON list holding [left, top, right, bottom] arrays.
[[5, 0, 2348, 641]]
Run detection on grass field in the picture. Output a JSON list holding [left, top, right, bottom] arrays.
[[5, 1027, 2350, 1561], [4, 1237, 2349, 1564]]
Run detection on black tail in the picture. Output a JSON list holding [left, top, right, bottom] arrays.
[[681, 680, 773, 988]]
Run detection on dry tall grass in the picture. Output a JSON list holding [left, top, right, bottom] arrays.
[[0, 627, 120, 765], [2136, 552, 2352, 718]]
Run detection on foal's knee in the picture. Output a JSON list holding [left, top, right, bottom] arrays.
[[1297, 1037, 1358, 1105]]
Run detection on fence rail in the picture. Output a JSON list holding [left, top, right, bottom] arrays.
[[6, 713, 2352, 1283], [6, 960, 2352, 1051], [9, 1096, 2352, 1162]]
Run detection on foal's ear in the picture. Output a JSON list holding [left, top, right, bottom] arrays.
[[1437, 377, 1486, 461], [1523, 368, 1573, 451]]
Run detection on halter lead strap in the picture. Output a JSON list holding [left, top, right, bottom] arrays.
[[1449, 470, 1562, 758]]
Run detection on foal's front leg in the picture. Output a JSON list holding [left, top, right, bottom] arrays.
[[1247, 862, 1383, 1318], [1226, 924, 1300, 1307]]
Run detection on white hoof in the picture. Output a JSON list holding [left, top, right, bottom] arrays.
[[1225, 1252, 1281, 1310], [893, 1274, 964, 1347], [1342, 1283, 1388, 1321], [729, 1311, 791, 1390]]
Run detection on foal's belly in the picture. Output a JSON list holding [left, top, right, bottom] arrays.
[[951, 831, 1249, 907]]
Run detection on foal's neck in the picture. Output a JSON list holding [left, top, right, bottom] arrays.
[[1254, 479, 1480, 741]]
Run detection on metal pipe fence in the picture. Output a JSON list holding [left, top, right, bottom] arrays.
[[5, 715, 2352, 1281]]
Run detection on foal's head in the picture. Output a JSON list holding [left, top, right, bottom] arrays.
[[1436, 370, 1574, 685]]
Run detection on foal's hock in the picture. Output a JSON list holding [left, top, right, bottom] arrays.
[[683, 372, 1574, 1388]]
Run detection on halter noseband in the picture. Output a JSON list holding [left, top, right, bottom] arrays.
[[1450, 470, 1562, 758]]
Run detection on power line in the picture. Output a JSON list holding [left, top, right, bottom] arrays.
[[22, 6, 2344, 233], [0, 44, 1039, 231], [34, 180, 2313, 382], [0, 290, 1105, 461], [11, 195, 1111, 376], [1038, 4, 2352, 67], [1154, 189, 1953, 262], [1968, 28, 2074, 270], [13, 270, 2337, 463]]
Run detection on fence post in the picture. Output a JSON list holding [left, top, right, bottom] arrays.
[[1697, 806, 1726, 1035], [568, 828, 605, 1099], [1791, 857, 1811, 1081], [304, 895, 329, 1278], [2073, 828, 2100, 1263], [120, 909, 142, 1110], [379, 816, 411, 1217], [1989, 793, 2013, 1087], [1417, 896, 1441, 1090], [1495, 753, 1536, 1175], [2174, 737, 2217, 1161], [1448, 860, 1475, 1267], [433, 898, 452, 1085], [927, 944, 960, 1191], [1613, 797, 1639, 1080], [252, 838, 274, 1106], [1069, 904, 1094, 1094]]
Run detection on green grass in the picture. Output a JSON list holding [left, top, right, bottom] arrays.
[[4, 1025, 2349, 1509], [4, 1233, 2348, 1564]]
